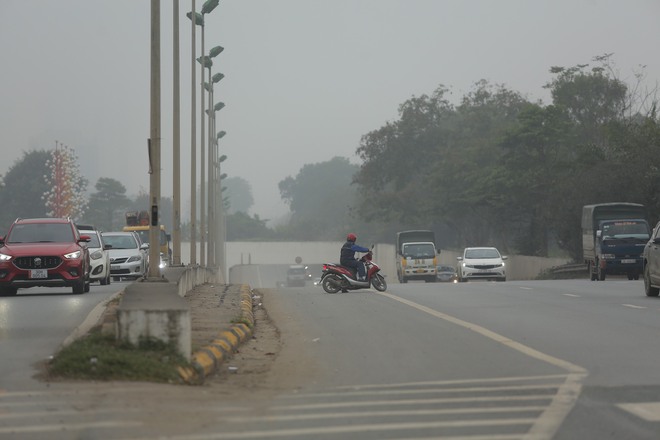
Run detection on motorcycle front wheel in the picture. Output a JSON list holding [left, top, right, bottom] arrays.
[[371, 274, 387, 292], [322, 274, 342, 294]]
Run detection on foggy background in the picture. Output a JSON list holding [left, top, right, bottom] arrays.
[[1, 0, 659, 224]]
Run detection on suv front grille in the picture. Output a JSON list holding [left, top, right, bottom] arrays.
[[13, 256, 62, 270]]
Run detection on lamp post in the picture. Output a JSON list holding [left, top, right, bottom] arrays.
[[172, 0, 182, 267], [205, 67, 223, 267], [216, 130, 227, 278], [147, 0, 162, 279], [186, 0, 218, 267], [204, 47, 223, 267], [186, 8, 203, 265]]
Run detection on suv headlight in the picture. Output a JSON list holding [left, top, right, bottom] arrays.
[[64, 250, 82, 259], [601, 254, 616, 260], [0, 253, 12, 262]]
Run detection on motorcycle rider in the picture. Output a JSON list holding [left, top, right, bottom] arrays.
[[340, 233, 370, 281]]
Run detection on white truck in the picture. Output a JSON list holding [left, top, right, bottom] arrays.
[[395, 230, 439, 283]]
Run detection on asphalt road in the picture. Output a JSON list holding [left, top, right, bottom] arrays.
[[0, 282, 124, 390], [2, 274, 660, 439]]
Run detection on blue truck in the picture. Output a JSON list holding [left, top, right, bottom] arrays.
[[582, 203, 651, 281]]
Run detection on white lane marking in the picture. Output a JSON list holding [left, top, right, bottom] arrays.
[[269, 394, 554, 411], [562, 294, 580, 298], [519, 287, 533, 290], [377, 291, 586, 374], [126, 418, 538, 439], [223, 406, 547, 423], [622, 304, 646, 309], [279, 383, 563, 399], [376, 291, 587, 440], [331, 374, 569, 390], [617, 402, 660, 421], [0, 420, 142, 434]]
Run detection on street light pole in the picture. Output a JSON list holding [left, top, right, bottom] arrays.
[[172, 0, 181, 267], [188, 3, 198, 265], [148, 0, 162, 279], [205, 49, 223, 267]]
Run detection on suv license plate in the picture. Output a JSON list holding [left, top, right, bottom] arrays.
[[30, 269, 48, 279], [621, 259, 636, 264]]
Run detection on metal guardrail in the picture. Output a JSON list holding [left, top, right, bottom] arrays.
[[548, 263, 587, 274]]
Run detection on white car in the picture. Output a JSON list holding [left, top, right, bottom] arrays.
[[79, 227, 111, 285], [102, 232, 148, 281], [456, 247, 507, 282]]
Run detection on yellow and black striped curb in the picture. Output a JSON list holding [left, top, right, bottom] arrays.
[[178, 284, 254, 384]]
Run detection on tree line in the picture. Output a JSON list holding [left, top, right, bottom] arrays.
[[1, 55, 658, 262], [352, 55, 660, 261]]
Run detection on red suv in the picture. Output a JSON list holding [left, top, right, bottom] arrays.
[[0, 218, 91, 296]]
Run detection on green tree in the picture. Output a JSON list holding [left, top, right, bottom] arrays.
[[226, 212, 274, 240], [83, 178, 131, 231], [0, 150, 51, 233], [279, 157, 362, 240], [223, 176, 254, 214]]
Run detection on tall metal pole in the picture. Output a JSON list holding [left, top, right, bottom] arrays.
[[172, 0, 181, 266], [148, 0, 161, 279], [207, 72, 214, 267], [189, 0, 197, 265], [199, 22, 206, 266]]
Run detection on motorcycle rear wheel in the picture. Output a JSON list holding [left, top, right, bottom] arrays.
[[322, 274, 342, 294], [371, 274, 387, 292]]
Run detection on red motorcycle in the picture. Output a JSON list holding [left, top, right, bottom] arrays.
[[321, 248, 387, 293]]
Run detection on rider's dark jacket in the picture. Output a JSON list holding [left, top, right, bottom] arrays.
[[340, 241, 370, 266]]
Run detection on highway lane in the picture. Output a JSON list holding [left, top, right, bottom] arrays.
[[0, 282, 125, 390], [208, 276, 659, 439], [1, 274, 659, 438]]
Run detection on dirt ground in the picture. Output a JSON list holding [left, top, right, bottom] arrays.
[[199, 288, 319, 397]]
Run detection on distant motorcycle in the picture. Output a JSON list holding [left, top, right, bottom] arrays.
[[321, 247, 387, 293]]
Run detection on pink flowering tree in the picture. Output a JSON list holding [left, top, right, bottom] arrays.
[[43, 141, 88, 219]]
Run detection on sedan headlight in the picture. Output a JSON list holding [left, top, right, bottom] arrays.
[[90, 250, 103, 260], [64, 250, 82, 259], [0, 253, 12, 262], [127, 255, 142, 263]]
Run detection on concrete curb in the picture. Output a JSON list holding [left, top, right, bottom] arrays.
[[178, 284, 254, 384]]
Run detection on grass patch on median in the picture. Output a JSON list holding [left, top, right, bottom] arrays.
[[45, 329, 191, 383]]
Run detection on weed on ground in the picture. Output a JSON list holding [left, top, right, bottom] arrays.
[[46, 330, 191, 383]]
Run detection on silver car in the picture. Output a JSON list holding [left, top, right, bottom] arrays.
[[102, 232, 148, 281], [79, 228, 111, 285], [457, 247, 507, 282]]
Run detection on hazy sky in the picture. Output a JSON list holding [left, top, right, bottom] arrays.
[[1, 1, 659, 223]]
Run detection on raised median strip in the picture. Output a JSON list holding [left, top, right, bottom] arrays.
[[178, 284, 255, 384]]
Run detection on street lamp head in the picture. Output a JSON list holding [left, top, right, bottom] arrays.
[[219, 155, 227, 163], [209, 46, 224, 58], [212, 73, 225, 83], [196, 56, 213, 68], [204, 82, 212, 92], [214, 102, 225, 112], [219, 173, 228, 180], [186, 11, 204, 26], [201, 0, 220, 15], [217, 130, 227, 139]]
